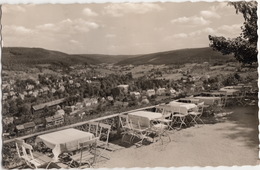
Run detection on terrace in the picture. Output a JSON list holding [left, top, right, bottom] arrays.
[[3, 86, 259, 169]]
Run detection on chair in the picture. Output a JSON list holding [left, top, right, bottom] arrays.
[[119, 114, 135, 143], [151, 118, 171, 144], [88, 122, 100, 137], [15, 139, 53, 169], [70, 137, 99, 168], [189, 102, 204, 125], [96, 123, 111, 160], [171, 107, 189, 129], [128, 115, 150, 147]]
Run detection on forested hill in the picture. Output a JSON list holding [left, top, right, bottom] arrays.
[[2, 47, 235, 67], [2, 47, 101, 66], [116, 47, 235, 65]]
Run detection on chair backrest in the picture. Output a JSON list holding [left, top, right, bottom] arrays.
[[98, 123, 111, 145], [162, 106, 175, 116], [197, 102, 204, 113], [128, 115, 140, 129], [88, 122, 99, 137], [119, 114, 130, 128], [15, 139, 34, 161]]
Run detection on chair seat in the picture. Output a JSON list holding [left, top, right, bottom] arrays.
[[71, 151, 94, 162], [159, 119, 172, 123], [30, 152, 52, 167], [153, 124, 168, 129], [173, 114, 186, 117], [189, 112, 201, 116]]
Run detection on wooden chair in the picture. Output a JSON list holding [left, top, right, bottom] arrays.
[[70, 137, 99, 168], [15, 139, 53, 169], [88, 122, 100, 137]]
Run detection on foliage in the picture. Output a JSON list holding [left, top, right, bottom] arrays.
[[209, 1, 257, 65]]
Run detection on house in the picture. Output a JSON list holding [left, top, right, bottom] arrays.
[[83, 98, 98, 107], [117, 84, 129, 93], [130, 92, 141, 99], [69, 80, 74, 84], [75, 83, 81, 88], [45, 115, 64, 127], [32, 91, 39, 97], [55, 109, 65, 116], [42, 86, 50, 93], [3, 117, 14, 125], [146, 89, 156, 97], [51, 88, 56, 94], [75, 102, 84, 110], [107, 96, 114, 101], [65, 105, 76, 113], [114, 101, 129, 107], [9, 91, 16, 97], [156, 88, 166, 96], [16, 122, 36, 132], [32, 98, 66, 113], [59, 85, 65, 92], [26, 84, 35, 90]]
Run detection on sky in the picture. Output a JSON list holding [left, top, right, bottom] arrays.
[[2, 1, 245, 55]]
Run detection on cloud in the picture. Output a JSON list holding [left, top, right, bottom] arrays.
[[217, 24, 242, 33], [171, 16, 210, 25], [173, 33, 188, 38], [3, 25, 34, 35], [189, 27, 215, 37], [36, 18, 99, 34], [105, 34, 116, 38], [2, 5, 26, 13], [200, 10, 220, 19], [82, 8, 98, 17], [70, 40, 79, 44], [104, 3, 163, 17]]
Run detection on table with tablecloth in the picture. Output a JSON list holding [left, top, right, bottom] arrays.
[[194, 96, 221, 105], [168, 101, 198, 113], [128, 111, 163, 127], [35, 128, 94, 161], [219, 87, 240, 96]]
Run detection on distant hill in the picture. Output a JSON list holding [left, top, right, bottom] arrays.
[[2, 47, 235, 67], [73, 54, 138, 64], [116, 47, 235, 65], [2, 47, 101, 66]]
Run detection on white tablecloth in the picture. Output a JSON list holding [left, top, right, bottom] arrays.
[[128, 111, 163, 127], [168, 101, 198, 111], [194, 96, 221, 105], [35, 128, 94, 161]]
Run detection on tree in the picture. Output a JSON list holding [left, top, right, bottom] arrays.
[[209, 1, 257, 65]]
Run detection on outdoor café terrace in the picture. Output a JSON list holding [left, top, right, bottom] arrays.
[[2, 85, 259, 169]]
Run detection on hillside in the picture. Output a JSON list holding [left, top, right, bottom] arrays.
[[2, 47, 236, 67], [2, 47, 101, 66], [74, 54, 139, 64], [116, 47, 235, 65]]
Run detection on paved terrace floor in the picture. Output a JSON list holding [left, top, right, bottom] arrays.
[[96, 105, 259, 168]]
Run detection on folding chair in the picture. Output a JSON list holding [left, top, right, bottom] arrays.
[[189, 102, 204, 126], [151, 119, 171, 144], [15, 139, 53, 169], [171, 107, 188, 129], [119, 114, 135, 143], [128, 115, 150, 147], [87, 122, 100, 137], [96, 123, 111, 160], [69, 137, 99, 168]]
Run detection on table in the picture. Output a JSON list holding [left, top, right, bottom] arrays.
[[129, 111, 162, 121], [219, 88, 240, 95], [168, 101, 198, 112], [35, 128, 94, 161], [194, 96, 221, 105], [177, 98, 200, 104]]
